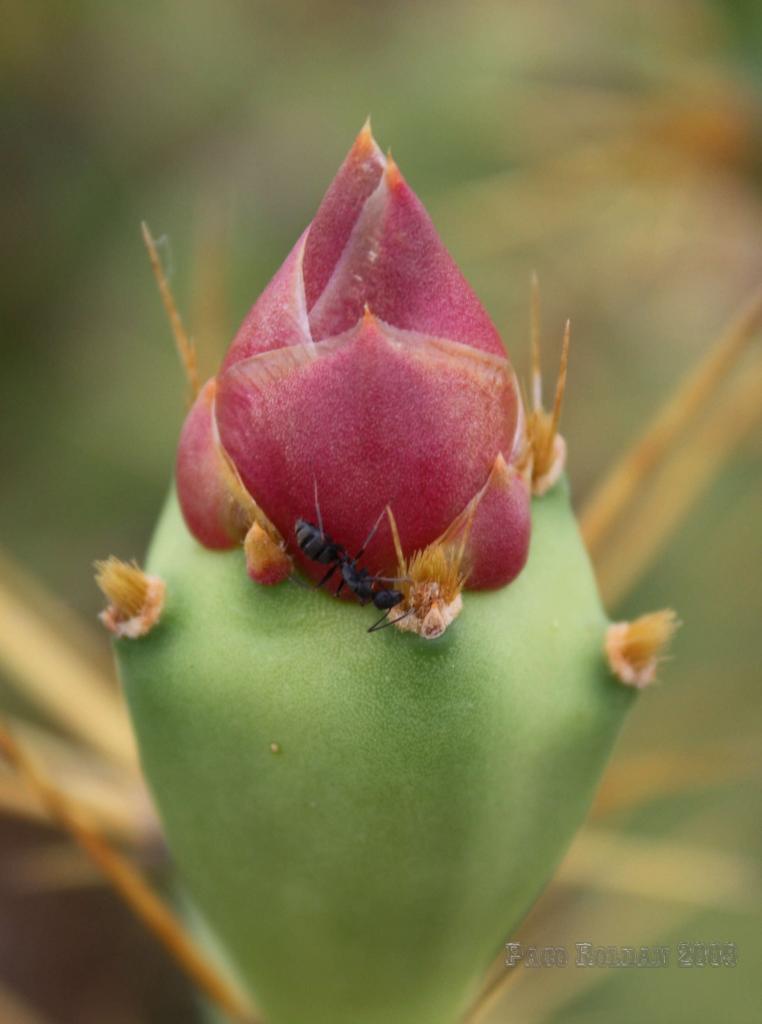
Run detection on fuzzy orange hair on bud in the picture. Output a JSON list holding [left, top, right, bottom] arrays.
[[95, 557, 166, 639], [605, 609, 680, 688], [385, 505, 471, 639]]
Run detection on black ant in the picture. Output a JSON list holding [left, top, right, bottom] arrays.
[[294, 484, 409, 632]]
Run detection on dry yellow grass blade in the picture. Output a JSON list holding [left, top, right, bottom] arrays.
[[464, 889, 689, 1024], [0, 764, 145, 845], [592, 741, 759, 818], [3, 841, 106, 892], [461, 956, 521, 1024], [0, 982, 56, 1024], [0, 548, 112, 673], [595, 349, 762, 606], [463, 815, 758, 1024], [0, 719, 259, 1024], [435, 130, 641, 259], [0, 551, 137, 770], [580, 284, 762, 555], [465, 302, 762, 1024], [0, 775, 49, 824], [4, 716, 152, 844], [556, 827, 760, 911]]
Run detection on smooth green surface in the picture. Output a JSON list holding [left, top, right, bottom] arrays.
[[117, 482, 633, 1024]]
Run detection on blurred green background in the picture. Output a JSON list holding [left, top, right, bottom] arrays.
[[1, 1, 760, 1022]]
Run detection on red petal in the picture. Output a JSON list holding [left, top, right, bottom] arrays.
[[302, 120, 386, 310], [225, 126, 506, 373], [176, 380, 245, 549], [221, 230, 312, 371], [449, 454, 531, 589], [215, 314, 522, 581], [307, 158, 505, 356]]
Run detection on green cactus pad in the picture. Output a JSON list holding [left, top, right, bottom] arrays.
[[117, 481, 633, 1024]]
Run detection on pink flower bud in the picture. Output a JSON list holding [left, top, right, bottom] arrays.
[[177, 124, 530, 590]]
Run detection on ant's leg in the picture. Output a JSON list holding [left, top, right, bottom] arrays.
[[316, 561, 339, 589], [368, 609, 413, 633], [287, 574, 311, 590], [367, 608, 390, 632]]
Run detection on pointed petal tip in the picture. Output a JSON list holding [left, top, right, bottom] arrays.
[[489, 450, 511, 485], [353, 116, 380, 159], [384, 151, 404, 190], [445, 449, 531, 590], [244, 522, 293, 585]]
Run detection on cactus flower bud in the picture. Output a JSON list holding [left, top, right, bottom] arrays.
[[112, 127, 664, 1024], [176, 122, 530, 594]]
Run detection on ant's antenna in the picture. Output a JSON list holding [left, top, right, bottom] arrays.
[[313, 477, 324, 536], [354, 506, 387, 561]]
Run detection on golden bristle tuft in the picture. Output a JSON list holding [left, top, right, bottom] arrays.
[[605, 609, 680, 688], [526, 322, 570, 493], [94, 558, 165, 639], [95, 559, 150, 619], [385, 506, 470, 639], [405, 542, 468, 607], [523, 276, 570, 496]]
